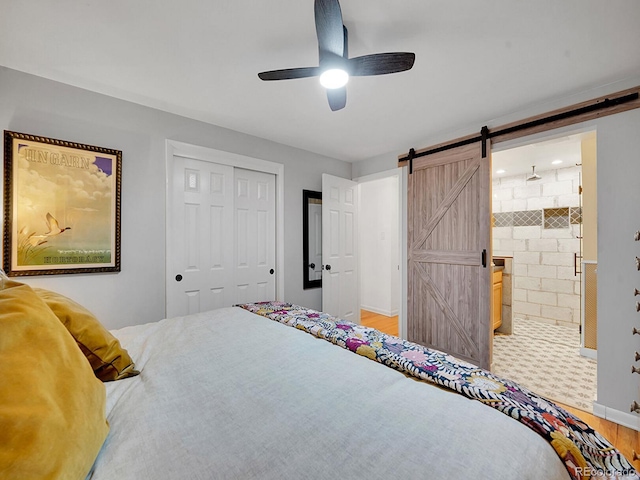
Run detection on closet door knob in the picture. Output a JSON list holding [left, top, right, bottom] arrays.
[[309, 263, 316, 269], [175, 274, 183, 282], [325, 264, 331, 271], [269, 269, 275, 275]]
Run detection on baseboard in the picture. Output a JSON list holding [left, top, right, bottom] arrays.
[[579, 347, 597, 360], [593, 401, 640, 431], [361, 305, 398, 317]]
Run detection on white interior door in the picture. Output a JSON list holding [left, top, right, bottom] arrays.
[[234, 168, 276, 304], [167, 156, 235, 317], [322, 173, 359, 323]]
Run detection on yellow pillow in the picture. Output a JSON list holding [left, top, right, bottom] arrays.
[[0, 279, 109, 480], [34, 288, 140, 382]]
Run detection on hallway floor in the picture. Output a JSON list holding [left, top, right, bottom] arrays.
[[360, 310, 398, 336]]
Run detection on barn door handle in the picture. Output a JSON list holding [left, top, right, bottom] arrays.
[[481, 249, 487, 268]]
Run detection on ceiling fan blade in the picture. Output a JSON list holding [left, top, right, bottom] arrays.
[[343, 25, 348, 58], [327, 87, 346, 111], [348, 52, 416, 76], [258, 66, 321, 81], [315, 0, 345, 59]]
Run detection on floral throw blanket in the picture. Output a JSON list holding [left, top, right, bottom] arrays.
[[238, 302, 638, 480]]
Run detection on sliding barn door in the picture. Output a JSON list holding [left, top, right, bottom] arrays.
[[407, 142, 492, 369]]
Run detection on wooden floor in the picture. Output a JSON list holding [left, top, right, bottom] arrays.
[[360, 309, 398, 336], [360, 309, 639, 468], [557, 401, 639, 468]]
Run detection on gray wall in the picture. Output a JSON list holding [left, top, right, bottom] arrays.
[[352, 80, 640, 420], [0, 67, 350, 329], [595, 107, 640, 415]]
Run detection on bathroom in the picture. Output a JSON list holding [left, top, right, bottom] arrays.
[[490, 131, 598, 412]]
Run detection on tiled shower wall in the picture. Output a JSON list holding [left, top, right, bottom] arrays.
[[492, 166, 581, 328]]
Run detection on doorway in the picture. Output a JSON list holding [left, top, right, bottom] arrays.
[[356, 170, 402, 337], [490, 131, 597, 412]]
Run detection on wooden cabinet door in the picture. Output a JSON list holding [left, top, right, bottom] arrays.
[[493, 271, 503, 330], [407, 142, 492, 369]]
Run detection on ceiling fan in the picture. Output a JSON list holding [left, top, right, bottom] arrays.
[[258, 0, 416, 111]]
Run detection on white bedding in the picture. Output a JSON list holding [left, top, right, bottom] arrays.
[[88, 306, 569, 479]]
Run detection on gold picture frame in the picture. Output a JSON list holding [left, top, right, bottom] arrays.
[[3, 131, 121, 276]]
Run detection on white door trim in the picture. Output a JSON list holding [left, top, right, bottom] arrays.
[[165, 140, 285, 317], [353, 167, 407, 339]]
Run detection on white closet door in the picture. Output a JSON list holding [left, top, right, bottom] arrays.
[[167, 156, 235, 318], [234, 168, 276, 304], [322, 173, 359, 323]]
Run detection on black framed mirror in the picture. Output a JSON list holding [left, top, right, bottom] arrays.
[[303, 190, 322, 289]]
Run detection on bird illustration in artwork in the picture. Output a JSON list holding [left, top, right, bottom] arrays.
[[28, 213, 71, 246]]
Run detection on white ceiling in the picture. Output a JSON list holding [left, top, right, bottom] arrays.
[[492, 133, 584, 178], [1, 1, 639, 163]]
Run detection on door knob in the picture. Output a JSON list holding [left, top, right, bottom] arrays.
[[175, 274, 183, 282], [269, 268, 275, 275], [309, 263, 315, 269], [325, 264, 331, 271]]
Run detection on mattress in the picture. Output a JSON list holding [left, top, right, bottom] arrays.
[[88, 306, 570, 479]]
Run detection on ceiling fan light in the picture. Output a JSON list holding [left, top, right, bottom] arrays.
[[319, 69, 349, 89]]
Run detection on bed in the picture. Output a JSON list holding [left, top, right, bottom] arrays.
[[0, 280, 637, 480]]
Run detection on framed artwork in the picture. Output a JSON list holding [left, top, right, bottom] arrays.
[[3, 131, 121, 276]]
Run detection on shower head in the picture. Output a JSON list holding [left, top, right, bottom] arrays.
[[526, 165, 541, 181]]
